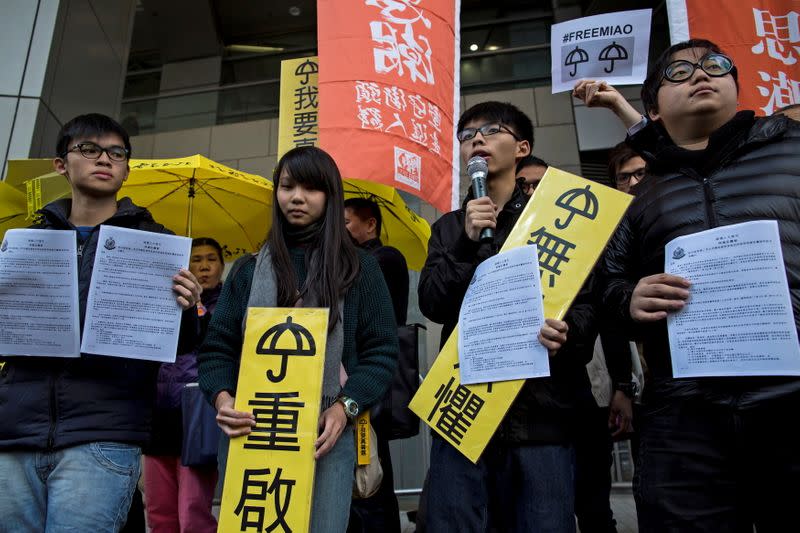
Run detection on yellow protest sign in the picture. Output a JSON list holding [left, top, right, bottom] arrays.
[[409, 168, 632, 463], [355, 411, 372, 466], [278, 56, 320, 159], [218, 307, 328, 533]]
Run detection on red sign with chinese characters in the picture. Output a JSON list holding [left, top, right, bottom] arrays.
[[667, 0, 800, 115], [318, 0, 461, 212]]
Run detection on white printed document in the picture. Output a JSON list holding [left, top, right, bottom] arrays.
[[81, 226, 191, 362], [458, 246, 549, 385], [665, 220, 800, 378], [0, 229, 80, 357]]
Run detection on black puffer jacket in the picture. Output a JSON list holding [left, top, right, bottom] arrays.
[[600, 112, 800, 406], [0, 198, 197, 451], [419, 185, 596, 444]]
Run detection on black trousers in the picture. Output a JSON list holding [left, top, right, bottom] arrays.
[[348, 429, 401, 533], [574, 406, 617, 533], [635, 390, 800, 532]]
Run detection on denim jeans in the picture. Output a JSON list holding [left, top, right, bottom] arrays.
[[0, 441, 141, 533], [427, 434, 575, 533], [635, 390, 800, 533], [311, 426, 356, 533]]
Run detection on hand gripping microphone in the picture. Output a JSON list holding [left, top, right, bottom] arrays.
[[466, 156, 493, 243]]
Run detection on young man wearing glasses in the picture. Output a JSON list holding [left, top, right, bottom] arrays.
[[0, 114, 202, 531], [607, 142, 646, 194], [576, 39, 800, 530], [419, 101, 595, 532], [515, 154, 549, 196]]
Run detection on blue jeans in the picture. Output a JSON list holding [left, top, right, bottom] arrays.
[[311, 426, 355, 532], [0, 441, 141, 533], [427, 435, 575, 533]]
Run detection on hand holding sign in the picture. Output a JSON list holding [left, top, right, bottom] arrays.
[[572, 80, 643, 129]]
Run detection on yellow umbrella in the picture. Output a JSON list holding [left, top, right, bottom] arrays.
[[0, 180, 29, 239], [25, 155, 273, 260], [4, 158, 55, 191], [343, 178, 431, 271]]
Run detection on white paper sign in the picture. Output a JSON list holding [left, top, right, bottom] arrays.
[[0, 229, 80, 357], [458, 246, 549, 385], [550, 9, 652, 93], [81, 226, 191, 362], [665, 220, 800, 378]]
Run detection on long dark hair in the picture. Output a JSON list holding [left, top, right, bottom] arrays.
[[268, 146, 360, 330]]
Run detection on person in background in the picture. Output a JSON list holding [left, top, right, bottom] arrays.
[[344, 197, 408, 533], [515, 154, 549, 196], [606, 142, 646, 194], [143, 237, 225, 533]]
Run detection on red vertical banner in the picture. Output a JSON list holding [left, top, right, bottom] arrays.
[[318, 0, 461, 212], [667, 0, 800, 115]]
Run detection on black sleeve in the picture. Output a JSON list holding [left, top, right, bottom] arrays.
[[176, 307, 199, 354], [557, 278, 598, 365], [417, 214, 484, 325]]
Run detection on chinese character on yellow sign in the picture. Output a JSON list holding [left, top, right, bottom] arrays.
[[218, 307, 328, 533], [409, 168, 632, 463], [278, 57, 320, 159]]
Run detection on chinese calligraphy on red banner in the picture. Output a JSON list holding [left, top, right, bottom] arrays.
[[318, 0, 461, 212]]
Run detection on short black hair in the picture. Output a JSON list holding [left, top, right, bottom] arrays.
[[516, 154, 549, 174], [457, 101, 534, 147], [607, 142, 643, 180], [344, 197, 382, 237], [641, 38, 739, 116], [56, 113, 132, 159], [191, 237, 224, 262]]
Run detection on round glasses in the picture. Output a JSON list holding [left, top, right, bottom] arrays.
[[615, 167, 646, 185], [65, 141, 129, 162], [663, 53, 734, 83], [457, 123, 520, 143]]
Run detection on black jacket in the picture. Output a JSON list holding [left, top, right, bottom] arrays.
[[600, 112, 800, 406], [361, 238, 409, 325], [419, 185, 596, 444], [0, 198, 197, 451]]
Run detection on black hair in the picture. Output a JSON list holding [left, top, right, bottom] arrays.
[[56, 113, 132, 158], [516, 154, 549, 174], [457, 101, 534, 147], [777, 103, 800, 114], [641, 38, 739, 116], [344, 197, 383, 238], [607, 142, 643, 181], [191, 237, 224, 263], [269, 146, 360, 330]]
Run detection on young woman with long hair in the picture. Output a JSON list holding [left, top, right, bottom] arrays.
[[198, 146, 399, 531]]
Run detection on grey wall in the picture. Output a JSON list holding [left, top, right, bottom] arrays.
[[0, 0, 137, 177]]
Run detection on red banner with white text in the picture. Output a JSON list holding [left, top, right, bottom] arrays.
[[318, 0, 461, 212], [667, 0, 800, 115]]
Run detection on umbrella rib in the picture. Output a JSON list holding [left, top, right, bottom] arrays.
[[202, 192, 263, 250]]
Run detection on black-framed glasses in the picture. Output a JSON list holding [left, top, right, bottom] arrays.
[[457, 123, 521, 143], [615, 167, 646, 185], [64, 141, 129, 162], [663, 53, 735, 83]]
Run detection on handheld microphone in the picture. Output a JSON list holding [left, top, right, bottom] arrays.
[[466, 156, 493, 243]]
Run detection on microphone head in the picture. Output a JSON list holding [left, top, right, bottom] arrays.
[[466, 156, 488, 177]]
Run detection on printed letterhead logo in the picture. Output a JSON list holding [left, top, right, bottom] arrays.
[[394, 146, 422, 191], [0, 240, 7, 252], [672, 247, 685, 260], [104, 237, 116, 251]]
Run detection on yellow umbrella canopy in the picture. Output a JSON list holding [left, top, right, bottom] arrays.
[[342, 178, 431, 271], [24, 155, 273, 260], [123, 155, 273, 259], [0, 180, 29, 239], [4, 158, 55, 191]]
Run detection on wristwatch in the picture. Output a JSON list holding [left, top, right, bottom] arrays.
[[336, 394, 359, 420], [614, 382, 638, 399]]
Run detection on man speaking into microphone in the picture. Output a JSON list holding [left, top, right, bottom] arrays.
[[419, 102, 590, 532]]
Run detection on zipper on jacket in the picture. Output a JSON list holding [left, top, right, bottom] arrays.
[[681, 167, 719, 229], [702, 178, 718, 228]]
